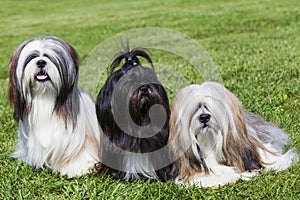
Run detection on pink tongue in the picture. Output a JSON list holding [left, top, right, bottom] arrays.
[[36, 74, 48, 80]]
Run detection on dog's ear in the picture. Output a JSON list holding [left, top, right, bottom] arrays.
[[168, 102, 209, 181], [49, 36, 80, 125], [8, 39, 33, 121], [223, 90, 264, 171]]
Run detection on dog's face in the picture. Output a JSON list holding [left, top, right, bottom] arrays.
[[171, 83, 227, 140], [14, 37, 78, 95], [20, 40, 61, 94], [130, 84, 168, 126], [8, 36, 79, 121], [189, 101, 217, 138]]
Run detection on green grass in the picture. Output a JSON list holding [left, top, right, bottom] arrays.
[[0, 0, 299, 199]]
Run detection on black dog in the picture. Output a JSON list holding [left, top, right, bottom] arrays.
[[95, 48, 172, 181]]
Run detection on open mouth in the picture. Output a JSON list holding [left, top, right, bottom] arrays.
[[35, 70, 50, 81]]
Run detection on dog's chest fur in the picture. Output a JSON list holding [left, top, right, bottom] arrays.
[[18, 96, 71, 167]]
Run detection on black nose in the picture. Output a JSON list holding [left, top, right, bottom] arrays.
[[199, 113, 211, 123], [140, 85, 149, 95], [37, 60, 46, 68]]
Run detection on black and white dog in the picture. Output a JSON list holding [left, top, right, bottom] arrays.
[[8, 36, 101, 178]]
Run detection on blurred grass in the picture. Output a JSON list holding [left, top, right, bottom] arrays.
[[0, 0, 299, 199]]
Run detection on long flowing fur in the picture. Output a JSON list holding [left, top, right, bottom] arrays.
[[95, 47, 172, 181], [8, 36, 101, 178], [168, 82, 298, 187]]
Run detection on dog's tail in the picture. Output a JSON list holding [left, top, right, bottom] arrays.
[[245, 112, 299, 171], [109, 47, 154, 73], [270, 148, 299, 171], [257, 144, 299, 171]]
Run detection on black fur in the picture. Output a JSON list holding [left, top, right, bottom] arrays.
[[241, 147, 263, 171], [96, 47, 172, 181], [8, 38, 35, 121]]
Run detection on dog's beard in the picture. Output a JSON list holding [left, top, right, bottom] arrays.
[[23, 56, 60, 98]]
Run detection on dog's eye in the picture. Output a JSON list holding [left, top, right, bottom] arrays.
[[43, 53, 60, 68], [24, 51, 39, 67], [198, 103, 208, 110], [204, 105, 210, 111], [43, 53, 51, 60]]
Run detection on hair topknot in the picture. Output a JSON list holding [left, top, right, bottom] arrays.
[[109, 46, 154, 74]]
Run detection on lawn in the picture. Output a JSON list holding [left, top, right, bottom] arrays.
[[0, 0, 299, 199]]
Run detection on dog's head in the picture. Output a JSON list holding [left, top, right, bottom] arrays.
[[8, 36, 79, 122], [174, 83, 235, 138], [127, 69, 170, 127], [96, 48, 170, 139]]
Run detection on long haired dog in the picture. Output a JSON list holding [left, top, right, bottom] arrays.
[[8, 36, 101, 178], [168, 82, 297, 187], [95, 48, 171, 181]]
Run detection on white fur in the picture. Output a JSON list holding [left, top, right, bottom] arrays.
[[122, 154, 159, 180], [13, 90, 101, 177], [187, 166, 243, 187]]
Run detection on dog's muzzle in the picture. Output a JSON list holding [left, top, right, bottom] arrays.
[[199, 113, 211, 128], [35, 59, 50, 81]]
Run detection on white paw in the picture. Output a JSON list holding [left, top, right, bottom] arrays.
[[240, 171, 258, 180]]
